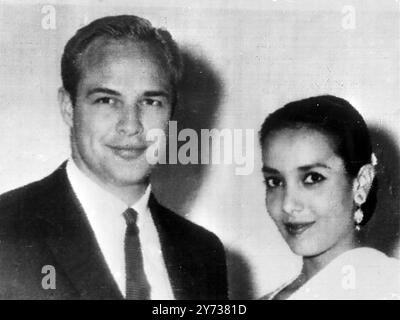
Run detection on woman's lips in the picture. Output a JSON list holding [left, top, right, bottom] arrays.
[[284, 222, 315, 236]]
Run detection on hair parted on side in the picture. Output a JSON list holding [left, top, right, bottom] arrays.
[[61, 15, 183, 106], [259, 95, 378, 225]]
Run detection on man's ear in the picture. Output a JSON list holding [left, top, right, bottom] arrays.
[[352, 164, 376, 205], [58, 87, 74, 128]]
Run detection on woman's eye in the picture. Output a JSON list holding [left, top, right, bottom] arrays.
[[139, 98, 163, 107], [264, 177, 282, 189], [303, 172, 326, 185]]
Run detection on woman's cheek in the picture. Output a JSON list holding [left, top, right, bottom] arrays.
[[266, 192, 283, 221]]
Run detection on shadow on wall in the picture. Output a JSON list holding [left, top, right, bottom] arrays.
[[364, 126, 400, 258], [151, 46, 224, 215], [226, 249, 255, 299], [151, 46, 255, 299]]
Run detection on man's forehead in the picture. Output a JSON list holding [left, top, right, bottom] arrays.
[[77, 37, 165, 73]]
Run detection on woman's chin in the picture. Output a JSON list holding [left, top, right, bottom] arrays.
[[287, 240, 321, 258]]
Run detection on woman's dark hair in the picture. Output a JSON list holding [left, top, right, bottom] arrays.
[[259, 95, 377, 225]]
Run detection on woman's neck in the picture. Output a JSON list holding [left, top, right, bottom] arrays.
[[301, 231, 360, 281]]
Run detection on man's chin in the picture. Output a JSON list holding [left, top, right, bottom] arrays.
[[106, 166, 151, 187]]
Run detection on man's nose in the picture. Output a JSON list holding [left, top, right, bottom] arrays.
[[116, 105, 142, 136], [282, 185, 303, 215]]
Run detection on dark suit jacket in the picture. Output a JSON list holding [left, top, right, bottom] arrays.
[[0, 163, 228, 299]]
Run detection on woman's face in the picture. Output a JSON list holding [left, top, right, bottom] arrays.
[[261, 127, 357, 260]]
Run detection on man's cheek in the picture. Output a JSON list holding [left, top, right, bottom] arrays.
[[143, 110, 170, 127]]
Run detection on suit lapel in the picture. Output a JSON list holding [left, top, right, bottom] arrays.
[[36, 163, 123, 299], [149, 195, 199, 300], [35, 165, 205, 299]]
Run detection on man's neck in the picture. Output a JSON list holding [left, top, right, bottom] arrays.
[[70, 158, 150, 207], [102, 181, 149, 207]]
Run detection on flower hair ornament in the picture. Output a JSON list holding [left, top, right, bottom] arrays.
[[353, 152, 378, 231]]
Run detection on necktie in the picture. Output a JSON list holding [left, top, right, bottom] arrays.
[[123, 208, 151, 300]]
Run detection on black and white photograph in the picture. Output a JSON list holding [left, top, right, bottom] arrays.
[[0, 0, 399, 302]]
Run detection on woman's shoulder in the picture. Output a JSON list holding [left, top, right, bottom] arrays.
[[343, 247, 400, 271], [329, 247, 400, 299], [260, 248, 400, 300]]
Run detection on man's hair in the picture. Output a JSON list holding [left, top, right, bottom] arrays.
[[259, 95, 378, 225], [61, 15, 183, 106]]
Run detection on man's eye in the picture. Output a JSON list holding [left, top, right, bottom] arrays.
[[264, 177, 282, 189], [139, 98, 163, 107], [95, 97, 116, 105], [303, 172, 326, 185]]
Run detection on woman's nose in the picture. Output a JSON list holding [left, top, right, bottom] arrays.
[[282, 186, 303, 215]]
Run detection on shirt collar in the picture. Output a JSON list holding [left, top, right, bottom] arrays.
[[131, 182, 151, 217], [66, 159, 151, 221]]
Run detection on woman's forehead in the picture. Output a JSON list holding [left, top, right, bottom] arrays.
[[262, 128, 344, 172]]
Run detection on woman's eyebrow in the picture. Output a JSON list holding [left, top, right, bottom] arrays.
[[298, 163, 331, 171], [262, 166, 280, 174]]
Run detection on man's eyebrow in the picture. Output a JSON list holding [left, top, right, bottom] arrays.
[[86, 88, 170, 99], [262, 166, 280, 174], [298, 163, 332, 171], [87, 88, 121, 97], [143, 90, 170, 98]]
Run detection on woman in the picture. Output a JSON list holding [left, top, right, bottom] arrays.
[[259, 95, 400, 300]]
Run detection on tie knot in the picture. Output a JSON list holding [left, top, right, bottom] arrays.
[[123, 208, 138, 226]]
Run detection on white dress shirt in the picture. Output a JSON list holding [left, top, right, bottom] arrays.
[[66, 159, 174, 299]]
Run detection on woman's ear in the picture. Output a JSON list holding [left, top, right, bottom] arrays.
[[352, 164, 376, 205], [58, 87, 74, 128]]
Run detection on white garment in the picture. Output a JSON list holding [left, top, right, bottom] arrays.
[[66, 159, 174, 299], [267, 247, 400, 300]]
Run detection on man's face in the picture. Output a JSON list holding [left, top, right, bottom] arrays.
[[61, 38, 172, 188]]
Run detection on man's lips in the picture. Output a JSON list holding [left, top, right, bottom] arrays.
[[284, 221, 315, 236], [107, 144, 147, 160]]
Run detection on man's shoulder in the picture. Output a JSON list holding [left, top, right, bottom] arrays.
[[0, 165, 65, 224], [150, 196, 224, 250], [0, 178, 44, 206]]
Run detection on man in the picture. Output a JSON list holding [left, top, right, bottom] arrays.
[[0, 15, 228, 300]]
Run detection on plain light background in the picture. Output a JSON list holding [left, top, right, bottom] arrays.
[[0, 0, 399, 299]]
